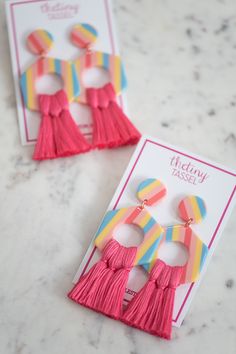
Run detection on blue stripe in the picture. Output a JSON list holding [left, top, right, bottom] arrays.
[[71, 65, 80, 96], [137, 178, 155, 193], [165, 227, 173, 241], [95, 210, 120, 237], [82, 23, 97, 37], [121, 63, 127, 90], [142, 263, 150, 271], [196, 197, 206, 219], [138, 238, 161, 264], [103, 53, 109, 70], [55, 59, 61, 75], [20, 73, 28, 105], [200, 244, 208, 270], [143, 217, 156, 233]]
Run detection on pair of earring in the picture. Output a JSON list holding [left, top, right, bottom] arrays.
[[68, 178, 208, 340], [20, 24, 141, 160]]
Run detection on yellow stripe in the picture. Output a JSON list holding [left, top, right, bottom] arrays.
[[79, 26, 96, 42], [65, 63, 73, 101], [148, 259, 156, 271], [27, 66, 34, 108], [190, 196, 201, 222], [48, 58, 55, 72], [172, 225, 180, 241], [96, 51, 103, 66], [74, 59, 81, 76], [114, 56, 121, 92], [40, 30, 52, 48], [192, 238, 202, 280], [138, 180, 161, 199], [95, 208, 128, 246], [138, 212, 151, 228], [149, 247, 159, 265], [135, 224, 162, 264]]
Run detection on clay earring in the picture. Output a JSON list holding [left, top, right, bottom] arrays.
[[70, 23, 141, 149], [20, 29, 91, 160], [122, 195, 208, 340], [68, 178, 166, 320]]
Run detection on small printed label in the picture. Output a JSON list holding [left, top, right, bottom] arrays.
[[170, 155, 209, 185], [40, 1, 79, 20]]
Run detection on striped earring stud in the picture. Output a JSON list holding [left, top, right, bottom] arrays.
[[26, 29, 54, 55], [178, 195, 206, 226]]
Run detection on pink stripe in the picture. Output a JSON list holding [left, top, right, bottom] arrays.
[[180, 227, 192, 283], [183, 199, 193, 221], [125, 207, 141, 224], [35, 32, 48, 52], [137, 223, 162, 254], [185, 229, 197, 283], [143, 182, 163, 200], [146, 188, 166, 206], [73, 30, 88, 46], [72, 32, 86, 48]]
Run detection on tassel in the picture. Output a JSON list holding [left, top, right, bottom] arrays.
[[96, 242, 137, 319], [122, 259, 183, 340], [154, 266, 183, 340], [143, 265, 172, 335], [68, 239, 136, 319], [122, 259, 165, 329], [33, 90, 91, 160], [68, 239, 119, 306], [86, 83, 141, 149]]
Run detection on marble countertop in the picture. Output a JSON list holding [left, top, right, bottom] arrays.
[[0, 0, 236, 353]]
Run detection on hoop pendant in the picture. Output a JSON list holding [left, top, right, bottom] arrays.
[[20, 57, 80, 111], [95, 206, 164, 266], [74, 51, 127, 104]]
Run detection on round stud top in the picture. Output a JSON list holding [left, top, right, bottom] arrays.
[[27, 29, 54, 55], [136, 179, 167, 206], [71, 23, 98, 48], [178, 196, 206, 224]]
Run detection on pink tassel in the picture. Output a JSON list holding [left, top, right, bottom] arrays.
[[155, 266, 183, 339], [143, 265, 172, 335], [33, 90, 91, 160], [33, 96, 56, 160], [86, 83, 141, 149], [68, 239, 136, 319], [68, 240, 119, 305], [122, 259, 183, 340], [122, 259, 165, 329], [97, 242, 137, 319]]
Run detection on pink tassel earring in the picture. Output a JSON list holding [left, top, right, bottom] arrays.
[[70, 23, 141, 149], [68, 178, 166, 319], [20, 29, 91, 160], [122, 195, 208, 340]]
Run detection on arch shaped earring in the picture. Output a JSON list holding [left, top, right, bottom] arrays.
[[20, 29, 91, 160], [70, 23, 141, 149], [68, 178, 167, 319], [122, 195, 208, 340]]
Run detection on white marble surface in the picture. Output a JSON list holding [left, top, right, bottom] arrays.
[[0, 0, 236, 353]]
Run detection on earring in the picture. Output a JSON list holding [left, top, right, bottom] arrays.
[[122, 195, 208, 340], [20, 29, 91, 160], [68, 178, 166, 320], [70, 23, 141, 149]]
